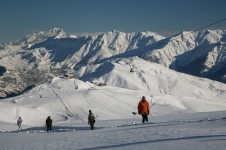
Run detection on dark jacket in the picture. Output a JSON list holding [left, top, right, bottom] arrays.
[[46, 116, 52, 126], [88, 112, 95, 124]]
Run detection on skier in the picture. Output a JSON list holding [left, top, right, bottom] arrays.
[[46, 116, 52, 132], [17, 117, 23, 131], [138, 96, 150, 123], [88, 110, 95, 130]]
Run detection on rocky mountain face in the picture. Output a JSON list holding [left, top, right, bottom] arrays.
[[0, 28, 225, 98]]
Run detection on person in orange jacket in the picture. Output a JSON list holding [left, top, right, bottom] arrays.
[[138, 96, 150, 123]]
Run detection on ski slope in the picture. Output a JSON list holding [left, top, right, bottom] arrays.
[[0, 58, 226, 149]]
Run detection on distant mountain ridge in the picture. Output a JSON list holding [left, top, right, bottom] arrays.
[[0, 28, 226, 97], [142, 30, 226, 82]]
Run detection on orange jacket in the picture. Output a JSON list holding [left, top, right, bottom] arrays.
[[138, 98, 149, 115]]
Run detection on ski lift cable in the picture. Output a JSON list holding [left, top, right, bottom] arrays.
[[171, 18, 226, 41], [169, 26, 225, 70], [155, 0, 226, 33], [153, 18, 226, 48], [138, 17, 226, 61]]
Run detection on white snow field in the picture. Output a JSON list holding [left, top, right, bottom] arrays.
[[0, 58, 226, 150]]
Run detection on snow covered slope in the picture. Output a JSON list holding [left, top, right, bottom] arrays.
[[1, 58, 226, 126], [0, 58, 226, 150], [0, 111, 226, 150]]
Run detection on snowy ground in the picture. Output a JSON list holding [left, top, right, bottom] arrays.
[[1, 58, 226, 149], [0, 112, 226, 150]]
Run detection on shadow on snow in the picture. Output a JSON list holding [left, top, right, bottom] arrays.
[[2, 126, 104, 133], [79, 134, 226, 150]]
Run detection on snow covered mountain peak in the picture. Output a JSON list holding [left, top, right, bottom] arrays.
[[111, 29, 121, 33], [48, 28, 69, 39], [140, 31, 165, 37], [8, 28, 68, 48], [49, 27, 64, 34], [0, 28, 226, 98]]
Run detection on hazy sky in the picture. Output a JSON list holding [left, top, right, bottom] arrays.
[[1, 0, 226, 44]]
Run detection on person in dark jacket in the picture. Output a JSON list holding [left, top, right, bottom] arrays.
[[88, 110, 95, 130], [138, 96, 150, 123], [46, 116, 52, 132]]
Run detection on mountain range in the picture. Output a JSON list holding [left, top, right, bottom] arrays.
[[0, 28, 226, 98]]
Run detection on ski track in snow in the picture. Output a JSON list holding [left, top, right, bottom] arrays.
[[52, 87, 86, 122]]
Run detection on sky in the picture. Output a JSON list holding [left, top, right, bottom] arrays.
[[0, 0, 226, 44]]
